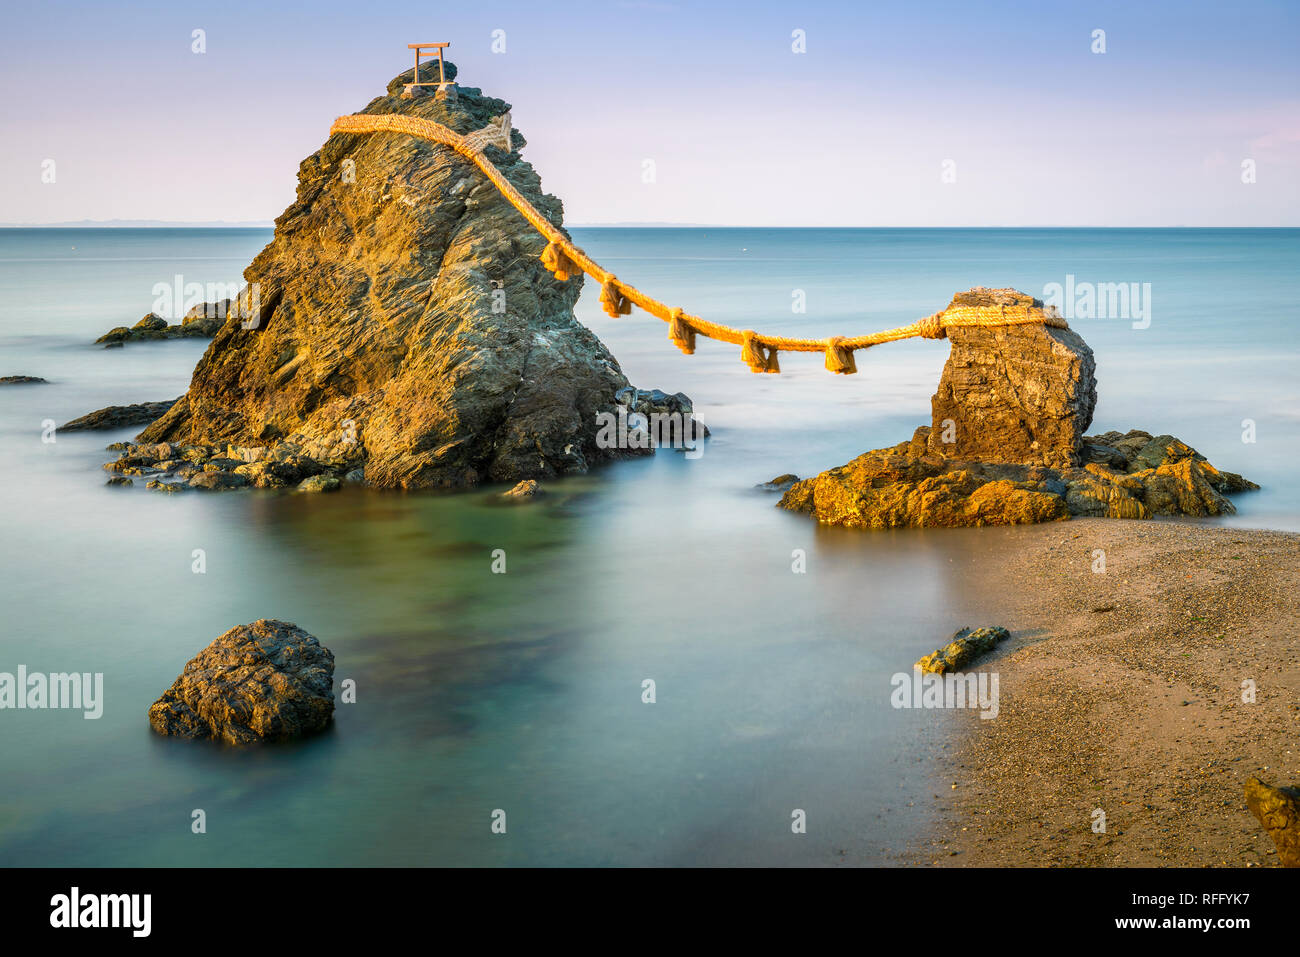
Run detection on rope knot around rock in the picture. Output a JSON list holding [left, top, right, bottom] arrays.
[[917, 313, 947, 339]]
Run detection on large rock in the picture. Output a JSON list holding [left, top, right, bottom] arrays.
[[779, 427, 1256, 529], [1245, 776, 1300, 867], [138, 61, 647, 489], [148, 619, 335, 745], [927, 289, 1095, 469]]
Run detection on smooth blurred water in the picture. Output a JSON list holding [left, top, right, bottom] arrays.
[[0, 227, 1295, 866]]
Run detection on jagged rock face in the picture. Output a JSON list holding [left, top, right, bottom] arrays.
[[778, 428, 1256, 530], [927, 289, 1096, 469], [140, 62, 639, 489], [148, 619, 334, 745]]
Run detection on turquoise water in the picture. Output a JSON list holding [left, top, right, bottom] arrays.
[[0, 228, 1295, 866]]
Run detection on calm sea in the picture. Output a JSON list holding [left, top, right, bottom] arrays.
[[0, 227, 1295, 865]]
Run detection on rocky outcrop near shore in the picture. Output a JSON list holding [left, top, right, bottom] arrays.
[[0, 375, 47, 385], [95, 302, 229, 345], [60, 399, 178, 432], [778, 427, 1257, 529], [1245, 776, 1300, 867], [135, 61, 656, 490], [775, 289, 1255, 528], [148, 619, 335, 745]]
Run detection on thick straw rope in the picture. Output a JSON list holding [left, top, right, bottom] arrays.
[[329, 111, 1069, 374]]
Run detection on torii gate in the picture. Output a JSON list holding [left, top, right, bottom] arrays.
[[403, 42, 456, 102]]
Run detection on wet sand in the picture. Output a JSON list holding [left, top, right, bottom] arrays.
[[909, 518, 1300, 867]]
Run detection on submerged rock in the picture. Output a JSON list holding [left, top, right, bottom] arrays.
[[503, 478, 543, 498], [760, 473, 799, 492], [780, 426, 1256, 529], [148, 619, 335, 745], [137, 61, 661, 490], [916, 626, 1010, 673], [0, 375, 47, 385], [297, 474, 341, 493], [1245, 776, 1300, 867], [60, 399, 178, 432]]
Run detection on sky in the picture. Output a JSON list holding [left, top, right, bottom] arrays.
[[0, 0, 1296, 226]]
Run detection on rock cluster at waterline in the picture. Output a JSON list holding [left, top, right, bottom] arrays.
[[778, 427, 1257, 529], [776, 289, 1256, 529], [96, 302, 230, 346], [148, 619, 335, 745]]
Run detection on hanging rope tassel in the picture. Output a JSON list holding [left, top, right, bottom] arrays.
[[540, 241, 580, 281], [599, 277, 632, 317], [741, 330, 774, 373], [668, 308, 696, 354], [763, 348, 780, 374], [824, 336, 858, 375]]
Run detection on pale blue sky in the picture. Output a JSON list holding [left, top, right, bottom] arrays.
[[1, 0, 1296, 225]]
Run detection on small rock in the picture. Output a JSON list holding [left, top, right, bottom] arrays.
[[188, 470, 250, 491], [916, 626, 1011, 674], [106, 476, 133, 487], [297, 474, 341, 493], [0, 375, 47, 385], [503, 479, 544, 499], [760, 473, 799, 492], [146, 480, 187, 493], [148, 619, 335, 745], [95, 326, 132, 344]]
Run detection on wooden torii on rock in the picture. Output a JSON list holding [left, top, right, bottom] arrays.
[[402, 42, 456, 102]]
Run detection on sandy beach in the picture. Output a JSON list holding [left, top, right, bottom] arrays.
[[911, 518, 1300, 867]]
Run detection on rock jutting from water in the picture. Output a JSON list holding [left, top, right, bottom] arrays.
[[777, 288, 1257, 529], [0, 375, 47, 385], [60, 399, 178, 432], [916, 626, 1011, 673], [95, 302, 230, 346], [130, 61, 687, 491], [148, 619, 335, 745]]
